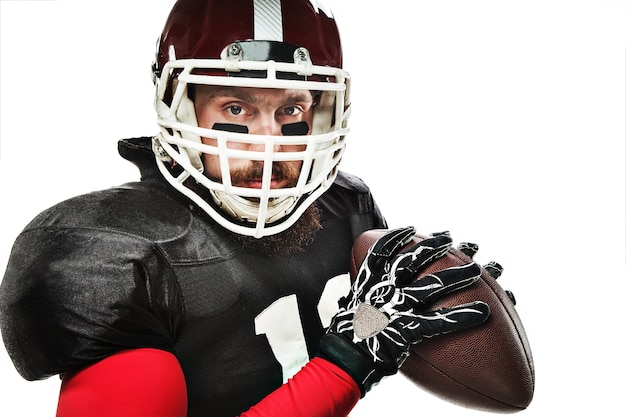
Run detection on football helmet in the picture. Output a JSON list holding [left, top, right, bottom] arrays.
[[152, 0, 351, 238]]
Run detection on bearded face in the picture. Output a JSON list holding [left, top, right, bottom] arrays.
[[188, 85, 322, 250], [194, 85, 315, 191]]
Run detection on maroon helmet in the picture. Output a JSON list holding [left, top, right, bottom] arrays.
[[153, 0, 343, 78], [151, 0, 351, 238]]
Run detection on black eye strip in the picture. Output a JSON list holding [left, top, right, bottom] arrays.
[[212, 123, 249, 133], [281, 122, 309, 136], [212, 122, 309, 136]]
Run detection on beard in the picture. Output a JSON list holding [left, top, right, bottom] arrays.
[[235, 201, 322, 255], [183, 159, 323, 254], [230, 160, 323, 254]]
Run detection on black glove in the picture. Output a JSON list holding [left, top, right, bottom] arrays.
[[318, 227, 490, 396]]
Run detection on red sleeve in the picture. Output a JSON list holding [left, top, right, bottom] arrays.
[[56, 348, 187, 417], [57, 350, 359, 417], [241, 357, 360, 417]]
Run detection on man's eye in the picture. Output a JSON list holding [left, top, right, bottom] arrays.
[[227, 105, 243, 116], [283, 106, 301, 116]]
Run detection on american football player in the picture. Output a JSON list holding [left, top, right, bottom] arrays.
[[0, 1, 490, 416]]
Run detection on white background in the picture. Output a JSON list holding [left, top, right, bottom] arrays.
[[1, 0, 624, 415]]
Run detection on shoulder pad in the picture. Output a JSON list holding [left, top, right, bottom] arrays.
[[0, 226, 183, 380], [118, 137, 163, 182], [26, 181, 192, 243], [333, 171, 372, 194]]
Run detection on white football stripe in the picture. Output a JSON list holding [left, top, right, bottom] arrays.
[[253, 0, 283, 41]]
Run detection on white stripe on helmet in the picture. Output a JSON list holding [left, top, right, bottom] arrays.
[[253, 0, 283, 41]]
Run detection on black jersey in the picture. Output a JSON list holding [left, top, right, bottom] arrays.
[[0, 137, 387, 417]]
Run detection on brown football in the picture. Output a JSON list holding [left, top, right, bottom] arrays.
[[350, 229, 534, 413]]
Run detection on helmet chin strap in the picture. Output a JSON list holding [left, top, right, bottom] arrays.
[[210, 190, 297, 224]]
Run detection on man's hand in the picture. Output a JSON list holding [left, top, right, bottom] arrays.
[[318, 226, 490, 396]]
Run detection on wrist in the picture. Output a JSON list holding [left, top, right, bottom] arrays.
[[316, 333, 396, 397]]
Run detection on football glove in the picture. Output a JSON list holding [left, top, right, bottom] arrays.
[[318, 226, 490, 396]]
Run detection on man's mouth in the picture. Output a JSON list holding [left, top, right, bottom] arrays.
[[228, 160, 299, 190], [243, 176, 283, 189]]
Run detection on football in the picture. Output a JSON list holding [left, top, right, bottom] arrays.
[[350, 229, 534, 413]]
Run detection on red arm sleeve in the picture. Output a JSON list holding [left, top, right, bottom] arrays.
[[56, 349, 188, 417], [241, 357, 360, 417], [57, 350, 359, 417]]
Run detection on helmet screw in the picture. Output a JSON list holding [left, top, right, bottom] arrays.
[[227, 43, 242, 59], [294, 47, 311, 63]]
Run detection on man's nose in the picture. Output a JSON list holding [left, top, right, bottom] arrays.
[[250, 113, 282, 136], [246, 113, 283, 152]]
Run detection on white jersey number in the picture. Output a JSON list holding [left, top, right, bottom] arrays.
[[254, 273, 351, 382]]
